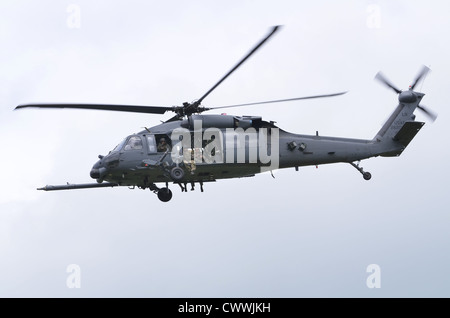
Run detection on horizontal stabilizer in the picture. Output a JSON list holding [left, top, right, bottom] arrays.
[[393, 121, 425, 147]]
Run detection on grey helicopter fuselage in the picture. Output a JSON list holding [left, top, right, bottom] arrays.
[[90, 89, 425, 190]]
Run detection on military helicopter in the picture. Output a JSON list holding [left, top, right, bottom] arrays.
[[15, 26, 437, 202]]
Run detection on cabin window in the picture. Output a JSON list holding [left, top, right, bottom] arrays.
[[156, 135, 171, 152], [124, 136, 143, 151], [147, 135, 157, 153]]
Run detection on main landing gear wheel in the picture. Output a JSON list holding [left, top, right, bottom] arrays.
[[363, 172, 372, 180], [157, 187, 172, 202]]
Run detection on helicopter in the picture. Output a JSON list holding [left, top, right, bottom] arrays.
[[15, 26, 437, 202]]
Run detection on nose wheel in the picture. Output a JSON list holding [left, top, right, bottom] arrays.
[[350, 161, 372, 181]]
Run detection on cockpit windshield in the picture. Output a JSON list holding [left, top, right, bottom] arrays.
[[112, 138, 127, 152], [111, 135, 144, 153]]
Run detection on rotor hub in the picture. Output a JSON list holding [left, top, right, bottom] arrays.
[[398, 90, 418, 104]]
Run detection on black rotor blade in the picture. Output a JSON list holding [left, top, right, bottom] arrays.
[[375, 72, 402, 94], [411, 65, 431, 90], [417, 104, 437, 122], [196, 25, 282, 105], [207, 91, 347, 110], [15, 103, 173, 114]]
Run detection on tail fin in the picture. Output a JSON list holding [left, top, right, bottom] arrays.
[[372, 91, 425, 157]]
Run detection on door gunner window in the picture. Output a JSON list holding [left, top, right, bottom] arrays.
[[156, 135, 171, 152], [124, 136, 143, 151]]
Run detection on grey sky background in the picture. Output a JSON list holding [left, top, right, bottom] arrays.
[[1, 0, 450, 297]]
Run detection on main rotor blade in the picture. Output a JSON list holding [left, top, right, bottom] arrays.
[[208, 91, 347, 110], [411, 65, 431, 90], [417, 104, 437, 122], [15, 103, 173, 114], [196, 25, 282, 105], [375, 72, 402, 94]]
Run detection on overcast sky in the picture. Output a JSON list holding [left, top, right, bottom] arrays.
[[1, 0, 450, 297]]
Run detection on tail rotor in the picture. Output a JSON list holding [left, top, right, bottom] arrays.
[[374, 65, 437, 122]]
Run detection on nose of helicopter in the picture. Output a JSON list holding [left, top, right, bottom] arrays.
[[90, 167, 101, 179], [90, 159, 107, 179]]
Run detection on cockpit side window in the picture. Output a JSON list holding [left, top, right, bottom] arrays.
[[147, 135, 157, 153], [124, 136, 143, 151]]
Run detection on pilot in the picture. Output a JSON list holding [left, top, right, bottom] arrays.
[[157, 137, 170, 152], [133, 138, 143, 149], [124, 137, 142, 150]]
